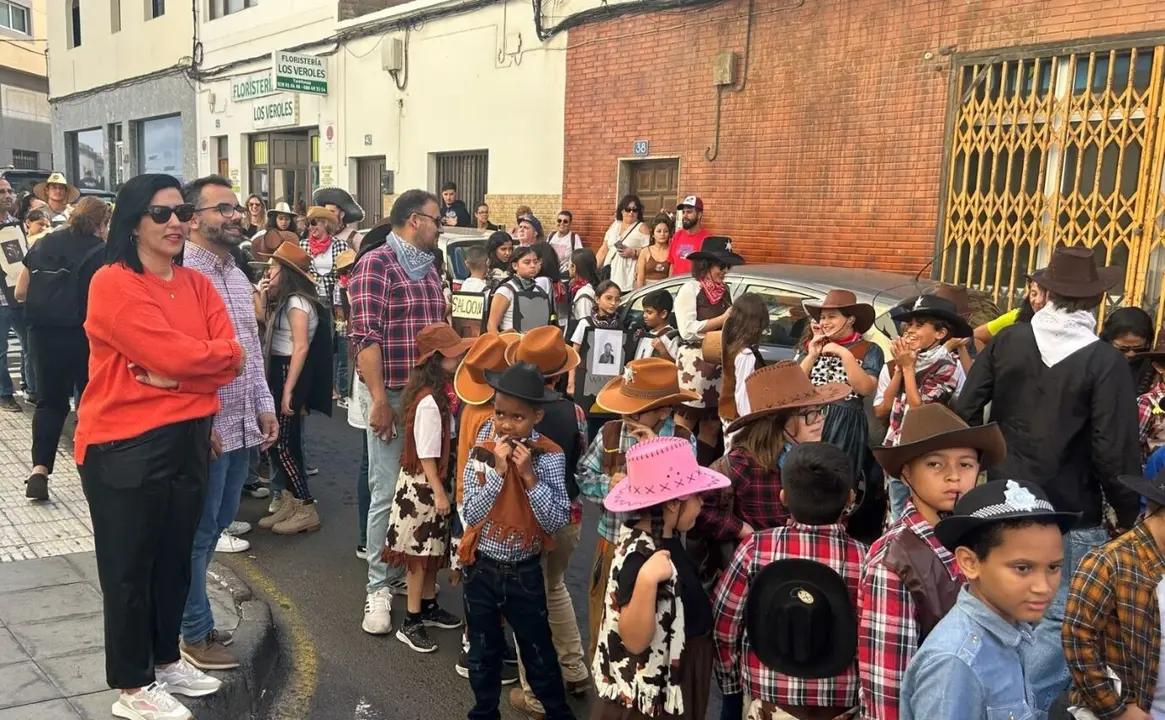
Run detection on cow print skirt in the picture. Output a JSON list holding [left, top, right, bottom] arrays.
[[381, 469, 451, 572]]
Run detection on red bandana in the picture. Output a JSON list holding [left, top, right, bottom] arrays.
[[699, 276, 727, 306], [570, 277, 589, 295], [308, 234, 333, 257], [445, 380, 462, 417]]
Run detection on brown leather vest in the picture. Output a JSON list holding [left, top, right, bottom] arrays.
[[696, 284, 732, 322], [882, 528, 961, 641]]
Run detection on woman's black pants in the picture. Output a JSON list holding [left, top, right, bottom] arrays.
[[30, 327, 89, 473], [79, 417, 211, 690]]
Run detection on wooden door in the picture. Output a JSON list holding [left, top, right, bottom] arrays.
[[356, 156, 386, 228], [629, 160, 679, 219]]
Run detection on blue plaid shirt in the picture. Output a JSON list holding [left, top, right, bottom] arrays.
[[462, 427, 570, 562]]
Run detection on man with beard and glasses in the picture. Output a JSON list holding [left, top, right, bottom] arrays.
[[178, 175, 279, 670], [348, 189, 449, 635], [669, 195, 710, 277]]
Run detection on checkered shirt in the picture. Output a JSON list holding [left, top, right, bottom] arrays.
[[183, 242, 275, 451], [347, 236, 447, 390], [699, 446, 788, 541], [478, 414, 585, 525], [1136, 381, 1165, 464], [883, 356, 959, 446], [857, 502, 964, 720], [713, 521, 867, 706], [461, 427, 571, 563], [299, 235, 347, 305], [1065, 521, 1165, 718]]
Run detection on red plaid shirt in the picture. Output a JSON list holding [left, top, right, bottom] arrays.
[[347, 237, 447, 390], [698, 447, 789, 540], [713, 521, 867, 706], [1136, 381, 1165, 464], [883, 355, 958, 447], [857, 503, 964, 720]]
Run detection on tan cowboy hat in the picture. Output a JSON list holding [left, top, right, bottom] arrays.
[[267, 241, 316, 284], [32, 172, 80, 204], [872, 404, 1006, 480], [454, 332, 522, 405], [804, 289, 876, 334], [702, 330, 723, 364], [305, 205, 340, 231], [1029, 246, 1123, 298], [336, 249, 357, 273], [595, 358, 699, 415], [250, 229, 300, 260], [503, 326, 580, 378], [725, 360, 851, 434], [267, 201, 299, 222], [415, 323, 476, 367]]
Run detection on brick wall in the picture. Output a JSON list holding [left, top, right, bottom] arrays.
[[483, 194, 563, 233], [562, 0, 1165, 274]]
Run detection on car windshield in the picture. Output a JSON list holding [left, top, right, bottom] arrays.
[[2, 170, 50, 195]]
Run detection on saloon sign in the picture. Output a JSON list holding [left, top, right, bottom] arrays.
[[253, 94, 300, 130]]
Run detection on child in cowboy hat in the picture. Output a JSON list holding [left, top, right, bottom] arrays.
[[459, 362, 574, 719], [901, 479, 1078, 720], [577, 357, 699, 660], [857, 404, 1006, 720], [712, 442, 868, 720], [593, 436, 731, 720]]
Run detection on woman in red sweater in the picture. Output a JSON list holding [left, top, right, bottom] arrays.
[[77, 173, 245, 720]]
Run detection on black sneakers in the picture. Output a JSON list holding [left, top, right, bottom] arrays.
[[396, 618, 437, 653], [0, 396, 22, 413], [421, 604, 462, 629], [25, 473, 48, 501]]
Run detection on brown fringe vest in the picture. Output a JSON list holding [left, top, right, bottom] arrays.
[[399, 388, 452, 481]]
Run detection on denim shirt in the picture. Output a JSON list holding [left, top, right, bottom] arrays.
[[901, 587, 1044, 720]]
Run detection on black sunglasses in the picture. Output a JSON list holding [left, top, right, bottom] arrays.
[[624, 206, 640, 213], [144, 204, 196, 224]]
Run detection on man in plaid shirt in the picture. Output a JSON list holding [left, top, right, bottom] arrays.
[[348, 189, 449, 636], [858, 404, 1006, 720], [1064, 471, 1165, 719], [713, 443, 866, 720]]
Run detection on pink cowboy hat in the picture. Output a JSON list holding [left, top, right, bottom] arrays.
[[604, 437, 731, 513]]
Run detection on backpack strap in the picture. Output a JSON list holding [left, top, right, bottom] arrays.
[[750, 345, 767, 370]]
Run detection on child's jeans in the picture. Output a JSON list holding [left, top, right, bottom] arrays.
[[887, 475, 910, 525]]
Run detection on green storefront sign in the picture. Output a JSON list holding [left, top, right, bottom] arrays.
[[231, 71, 275, 102], [273, 50, 328, 96]]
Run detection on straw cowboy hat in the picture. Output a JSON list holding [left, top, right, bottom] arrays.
[[504, 326, 580, 378], [934, 479, 1079, 552], [1029, 246, 1123, 298], [725, 360, 851, 435], [604, 436, 731, 513], [266, 201, 299, 222], [872, 404, 1006, 480], [804, 289, 876, 334], [335, 249, 357, 273], [595, 357, 699, 415], [415, 323, 476, 367], [267, 241, 316, 284], [32, 172, 80, 204], [305, 205, 340, 231], [454, 332, 522, 405]]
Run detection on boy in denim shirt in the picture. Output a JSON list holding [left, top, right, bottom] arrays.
[[900, 479, 1078, 720]]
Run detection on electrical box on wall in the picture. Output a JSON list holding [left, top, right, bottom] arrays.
[[713, 52, 738, 86], [382, 37, 404, 73]]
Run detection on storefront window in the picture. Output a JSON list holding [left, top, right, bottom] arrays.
[[139, 115, 183, 182], [72, 128, 106, 190]]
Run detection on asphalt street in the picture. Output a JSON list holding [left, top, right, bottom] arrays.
[[223, 410, 725, 720]]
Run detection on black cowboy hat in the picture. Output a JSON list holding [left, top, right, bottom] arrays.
[[893, 294, 974, 339], [687, 236, 745, 267], [1029, 246, 1123, 298], [483, 362, 560, 404], [312, 187, 365, 224], [1118, 469, 1165, 509], [935, 479, 1080, 551], [744, 558, 858, 679]]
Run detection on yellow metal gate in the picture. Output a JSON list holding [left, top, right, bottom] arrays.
[[940, 44, 1165, 325]]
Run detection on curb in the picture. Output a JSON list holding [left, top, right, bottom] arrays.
[[187, 561, 282, 720]]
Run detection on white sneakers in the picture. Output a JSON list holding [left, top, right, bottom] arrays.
[[155, 659, 223, 697], [362, 588, 393, 635], [227, 521, 252, 536], [215, 532, 250, 554], [111, 682, 192, 720]]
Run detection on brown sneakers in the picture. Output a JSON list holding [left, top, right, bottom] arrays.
[[507, 688, 546, 720], [258, 496, 300, 530], [180, 634, 240, 671], [272, 501, 322, 535]]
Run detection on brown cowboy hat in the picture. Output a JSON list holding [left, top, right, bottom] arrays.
[[595, 358, 699, 415], [454, 332, 522, 405], [872, 404, 1006, 479], [503, 326, 580, 378], [305, 205, 340, 232], [725, 360, 851, 434], [1029, 246, 1123, 298], [415, 323, 476, 367], [804, 289, 876, 334], [250, 229, 300, 259], [267, 241, 315, 284]]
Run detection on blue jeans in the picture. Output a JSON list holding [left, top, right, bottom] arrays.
[[463, 554, 574, 720], [887, 476, 911, 525], [10, 306, 33, 394], [363, 383, 406, 593], [182, 447, 250, 643], [334, 335, 348, 396], [0, 305, 17, 397], [1029, 525, 1109, 711], [357, 432, 370, 548]]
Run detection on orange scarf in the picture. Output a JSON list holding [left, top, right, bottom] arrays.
[[458, 434, 561, 566]]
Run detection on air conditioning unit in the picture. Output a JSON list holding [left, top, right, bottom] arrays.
[[381, 37, 404, 73]]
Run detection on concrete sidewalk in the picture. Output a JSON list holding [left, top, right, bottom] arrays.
[[0, 403, 279, 719]]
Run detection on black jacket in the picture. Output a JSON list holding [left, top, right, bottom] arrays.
[[535, 397, 582, 500], [439, 200, 472, 228], [23, 227, 104, 325], [956, 323, 1140, 528]]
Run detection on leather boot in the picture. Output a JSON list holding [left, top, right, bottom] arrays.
[[272, 501, 322, 535], [259, 496, 300, 530]]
